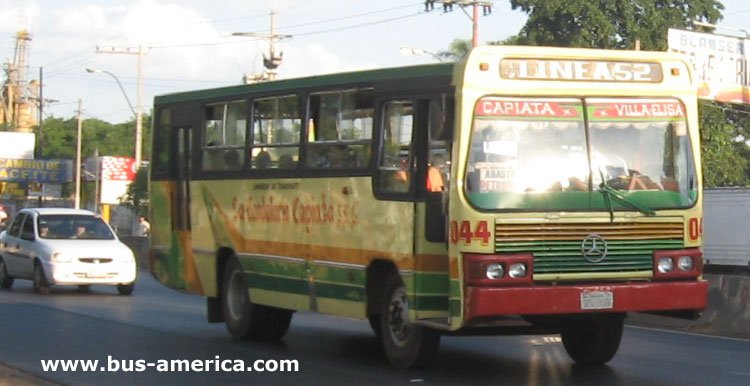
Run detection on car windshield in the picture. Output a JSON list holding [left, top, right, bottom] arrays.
[[37, 214, 115, 240], [464, 96, 697, 212]]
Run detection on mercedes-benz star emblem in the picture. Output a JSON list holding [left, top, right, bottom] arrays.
[[581, 234, 608, 263]]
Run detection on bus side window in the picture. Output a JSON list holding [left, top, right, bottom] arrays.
[[377, 101, 414, 195]]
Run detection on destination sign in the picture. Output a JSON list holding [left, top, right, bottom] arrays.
[[475, 98, 580, 117], [500, 59, 663, 82], [590, 101, 686, 119]]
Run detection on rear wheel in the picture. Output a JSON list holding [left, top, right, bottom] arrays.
[[379, 272, 440, 368], [561, 313, 624, 365], [33, 263, 50, 295], [0, 258, 13, 289], [221, 256, 292, 340]]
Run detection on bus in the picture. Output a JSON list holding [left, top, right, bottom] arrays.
[[148, 46, 707, 368]]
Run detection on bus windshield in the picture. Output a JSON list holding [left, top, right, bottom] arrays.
[[465, 97, 697, 212]]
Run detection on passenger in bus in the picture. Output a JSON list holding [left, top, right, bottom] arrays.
[[278, 154, 296, 169], [427, 153, 446, 192], [255, 150, 272, 169]]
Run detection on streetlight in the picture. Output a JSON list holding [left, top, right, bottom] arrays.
[[399, 46, 444, 62], [85, 67, 141, 166]]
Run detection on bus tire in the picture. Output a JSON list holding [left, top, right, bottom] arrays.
[[368, 314, 381, 339], [221, 256, 271, 339], [264, 308, 293, 340], [379, 272, 440, 368], [561, 313, 624, 365]]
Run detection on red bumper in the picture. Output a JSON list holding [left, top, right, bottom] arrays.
[[465, 280, 708, 321]]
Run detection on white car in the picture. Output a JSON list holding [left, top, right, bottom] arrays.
[[0, 208, 137, 295]]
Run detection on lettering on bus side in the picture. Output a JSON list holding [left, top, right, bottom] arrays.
[[449, 220, 490, 246], [500, 59, 663, 83]]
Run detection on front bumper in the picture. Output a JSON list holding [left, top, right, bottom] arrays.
[[464, 280, 708, 322], [46, 261, 137, 285]]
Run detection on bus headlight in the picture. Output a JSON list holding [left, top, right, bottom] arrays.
[[486, 263, 504, 279], [508, 263, 527, 278], [657, 257, 674, 273], [677, 256, 694, 271]]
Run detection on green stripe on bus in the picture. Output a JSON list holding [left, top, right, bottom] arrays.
[[450, 299, 462, 317], [313, 265, 366, 287], [316, 282, 365, 302], [414, 272, 449, 294], [240, 256, 306, 278], [246, 272, 308, 295]]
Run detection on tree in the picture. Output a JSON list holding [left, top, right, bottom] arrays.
[[437, 38, 473, 61], [120, 167, 149, 217], [508, 0, 724, 50]]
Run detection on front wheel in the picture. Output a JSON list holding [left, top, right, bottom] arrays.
[[0, 258, 13, 289], [561, 313, 624, 365], [33, 263, 50, 295], [221, 256, 292, 340], [117, 283, 135, 295], [379, 272, 440, 368]]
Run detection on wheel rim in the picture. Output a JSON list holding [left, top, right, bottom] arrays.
[[226, 269, 246, 320], [387, 286, 411, 347]]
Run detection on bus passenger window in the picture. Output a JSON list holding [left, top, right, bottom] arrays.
[[201, 100, 247, 171], [377, 101, 414, 194]]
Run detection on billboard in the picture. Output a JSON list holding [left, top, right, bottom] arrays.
[[668, 28, 750, 104], [99, 156, 136, 205], [0, 158, 73, 183]]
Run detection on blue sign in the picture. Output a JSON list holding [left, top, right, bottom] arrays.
[[0, 159, 73, 183]]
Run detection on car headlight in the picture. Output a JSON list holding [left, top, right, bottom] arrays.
[[508, 263, 527, 278], [122, 253, 135, 263], [51, 252, 72, 263], [677, 256, 694, 271], [485, 263, 504, 279], [657, 257, 674, 273]]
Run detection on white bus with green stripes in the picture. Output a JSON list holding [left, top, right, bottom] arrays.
[[149, 46, 707, 368]]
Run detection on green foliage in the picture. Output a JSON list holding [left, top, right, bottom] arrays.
[[120, 167, 149, 217], [508, 0, 724, 50], [699, 101, 750, 187], [36, 114, 152, 201], [437, 38, 473, 61]]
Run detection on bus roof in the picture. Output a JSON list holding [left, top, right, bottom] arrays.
[[154, 62, 455, 105]]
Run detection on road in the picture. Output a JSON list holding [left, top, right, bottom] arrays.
[[0, 271, 749, 386]]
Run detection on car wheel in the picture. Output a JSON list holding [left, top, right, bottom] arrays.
[[379, 272, 441, 369], [221, 256, 278, 339], [33, 263, 50, 295], [0, 258, 13, 289], [561, 313, 624, 365], [117, 283, 135, 296]]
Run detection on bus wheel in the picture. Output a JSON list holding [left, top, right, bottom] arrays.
[[221, 256, 275, 339], [265, 308, 293, 340], [379, 272, 440, 368], [561, 313, 624, 365]]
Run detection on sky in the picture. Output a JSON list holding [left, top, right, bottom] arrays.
[[1, 0, 750, 124]]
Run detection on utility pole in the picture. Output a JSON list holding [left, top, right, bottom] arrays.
[[94, 45, 146, 167], [233, 11, 292, 81], [75, 99, 82, 210], [424, 1, 493, 47]]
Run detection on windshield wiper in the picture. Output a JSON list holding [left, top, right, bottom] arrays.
[[597, 170, 656, 222]]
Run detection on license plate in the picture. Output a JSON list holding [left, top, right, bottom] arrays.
[[580, 291, 614, 310]]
